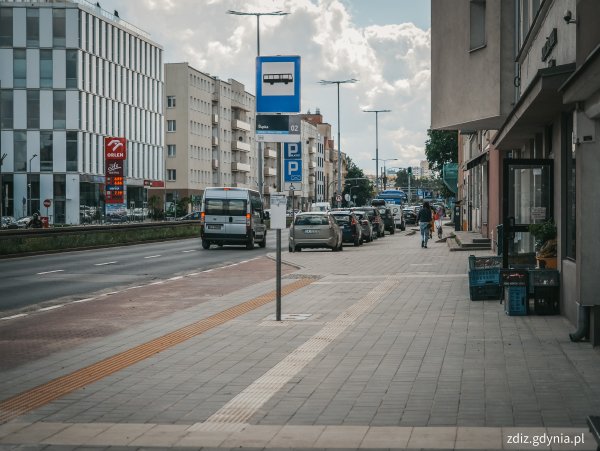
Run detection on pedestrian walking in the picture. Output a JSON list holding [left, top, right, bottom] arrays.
[[417, 201, 433, 248]]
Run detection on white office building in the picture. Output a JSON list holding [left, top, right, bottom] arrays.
[[0, 0, 163, 224]]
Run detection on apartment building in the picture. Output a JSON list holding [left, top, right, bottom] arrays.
[[159, 63, 256, 210], [0, 0, 164, 224], [432, 0, 600, 344]]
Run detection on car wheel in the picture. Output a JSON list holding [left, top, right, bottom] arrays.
[[295, 246, 302, 252], [390, 227, 395, 235], [202, 240, 210, 250], [400, 223, 406, 231], [246, 234, 255, 250], [354, 236, 360, 246], [259, 231, 267, 248], [289, 244, 294, 253]]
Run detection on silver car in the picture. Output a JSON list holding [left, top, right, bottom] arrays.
[[288, 212, 343, 252]]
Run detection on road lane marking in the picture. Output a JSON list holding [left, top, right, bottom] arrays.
[[38, 305, 63, 312], [36, 270, 64, 275], [0, 314, 27, 321], [94, 261, 117, 266], [0, 277, 314, 424], [181, 250, 196, 253], [144, 255, 161, 259]]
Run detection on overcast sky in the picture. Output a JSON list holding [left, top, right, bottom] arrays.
[[98, 0, 431, 176]]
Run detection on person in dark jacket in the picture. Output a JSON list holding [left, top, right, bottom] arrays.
[[417, 201, 432, 248], [27, 212, 43, 229]]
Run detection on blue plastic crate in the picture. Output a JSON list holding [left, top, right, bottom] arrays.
[[469, 268, 501, 287], [504, 286, 528, 316], [468, 255, 503, 270]]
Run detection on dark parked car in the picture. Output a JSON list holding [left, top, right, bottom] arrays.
[[374, 206, 395, 235], [352, 206, 384, 238], [403, 208, 417, 225], [352, 211, 374, 242], [331, 211, 363, 246]]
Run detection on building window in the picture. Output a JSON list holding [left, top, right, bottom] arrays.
[[53, 91, 66, 129], [40, 50, 53, 88], [14, 131, 27, 172], [26, 9, 39, 47], [40, 131, 53, 172], [27, 90, 40, 129], [167, 120, 176, 132], [0, 90, 13, 128], [167, 169, 176, 181], [0, 8, 12, 47], [66, 131, 78, 171], [469, 0, 486, 51], [53, 174, 66, 224], [167, 144, 176, 157], [66, 50, 78, 88], [167, 96, 176, 108], [13, 49, 26, 88], [52, 9, 66, 47]]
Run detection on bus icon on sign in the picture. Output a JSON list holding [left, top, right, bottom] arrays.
[[263, 73, 293, 85]]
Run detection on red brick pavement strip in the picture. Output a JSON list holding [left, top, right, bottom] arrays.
[[0, 257, 298, 371]]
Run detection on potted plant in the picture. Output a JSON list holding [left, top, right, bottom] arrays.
[[529, 220, 557, 268]]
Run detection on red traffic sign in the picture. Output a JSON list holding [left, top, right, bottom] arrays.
[[104, 137, 127, 160], [43, 199, 52, 208]]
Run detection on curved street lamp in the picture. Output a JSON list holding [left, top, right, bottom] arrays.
[[363, 109, 391, 192], [319, 78, 358, 206], [372, 157, 398, 190]]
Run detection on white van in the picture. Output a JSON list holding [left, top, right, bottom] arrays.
[[200, 187, 267, 249], [310, 202, 331, 212]]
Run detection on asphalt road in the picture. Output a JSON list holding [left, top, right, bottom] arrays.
[[0, 230, 288, 314]]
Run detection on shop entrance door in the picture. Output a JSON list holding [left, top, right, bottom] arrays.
[[502, 159, 553, 268]]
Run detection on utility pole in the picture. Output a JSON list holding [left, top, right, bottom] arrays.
[[364, 109, 391, 192]]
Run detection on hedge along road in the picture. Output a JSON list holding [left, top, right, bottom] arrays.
[[0, 231, 286, 314]]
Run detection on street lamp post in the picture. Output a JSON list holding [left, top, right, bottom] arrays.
[[28, 154, 38, 216], [227, 9, 289, 199], [372, 158, 398, 190], [363, 109, 391, 192], [320, 78, 358, 208]]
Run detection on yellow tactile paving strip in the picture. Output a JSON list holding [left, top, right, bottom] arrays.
[[0, 277, 314, 424]]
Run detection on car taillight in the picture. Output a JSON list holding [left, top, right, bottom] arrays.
[[246, 213, 251, 227], [200, 212, 205, 225]]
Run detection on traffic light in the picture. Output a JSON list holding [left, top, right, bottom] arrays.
[[407, 167, 412, 176]]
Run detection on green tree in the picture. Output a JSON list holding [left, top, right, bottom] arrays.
[[424, 129, 458, 175], [394, 169, 410, 188], [343, 157, 373, 207]]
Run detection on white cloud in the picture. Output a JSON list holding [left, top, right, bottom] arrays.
[[100, 0, 431, 174]]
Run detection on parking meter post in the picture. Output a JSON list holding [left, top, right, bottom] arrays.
[[276, 142, 282, 322]]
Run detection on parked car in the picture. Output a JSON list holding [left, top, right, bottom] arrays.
[[374, 205, 396, 235], [177, 211, 201, 221], [288, 212, 343, 252], [352, 211, 374, 243], [388, 205, 406, 231], [106, 213, 128, 223], [331, 211, 363, 246], [351, 206, 384, 238], [15, 216, 32, 228], [1, 216, 18, 229], [403, 208, 417, 225]]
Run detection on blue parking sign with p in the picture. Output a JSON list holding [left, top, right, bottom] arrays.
[[285, 160, 302, 182]]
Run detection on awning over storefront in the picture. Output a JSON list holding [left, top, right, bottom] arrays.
[[561, 44, 600, 118], [493, 64, 575, 150]]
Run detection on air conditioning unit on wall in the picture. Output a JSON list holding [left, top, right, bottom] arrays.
[[212, 159, 219, 170]]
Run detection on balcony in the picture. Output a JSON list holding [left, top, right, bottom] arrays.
[[232, 119, 251, 132], [233, 140, 251, 152], [212, 136, 219, 147], [264, 147, 277, 159], [212, 159, 219, 170], [309, 161, 317, 170], [309, 145, 316, 154], [212, 114, 218, 124], [309, 174, 316, 184], [264, 167, 277, 176], [231, 162, 251, 172]]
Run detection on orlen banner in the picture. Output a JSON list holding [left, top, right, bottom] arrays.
[[105, 137, 126, 209]]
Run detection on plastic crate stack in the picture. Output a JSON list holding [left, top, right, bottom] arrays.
[[501, 269, 529, 316], [528, 269, 560, 315], [468, 255, 502, 301]]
